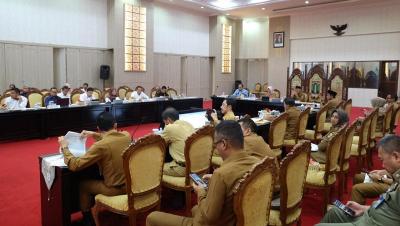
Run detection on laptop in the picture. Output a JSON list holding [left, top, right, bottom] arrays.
[[57, 98, 70, 107]]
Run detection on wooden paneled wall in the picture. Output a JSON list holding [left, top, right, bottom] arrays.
[[235, 58, 268, 92]]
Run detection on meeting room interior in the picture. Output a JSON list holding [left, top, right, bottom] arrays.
[[1, 0, 400, 226]]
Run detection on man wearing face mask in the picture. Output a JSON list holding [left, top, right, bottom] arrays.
[[316, 135, 400, 226]]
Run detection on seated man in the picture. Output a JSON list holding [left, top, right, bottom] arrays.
[[45, 87, 61, 106], [238, 116, 275, 159], [146, 121, 260, 226], [155, 86, 169, 97], [1, 88, 28, 110], [324, 90, 340, 122], [210, 98, 236, 124], [161, 107, 195, 177], [81, 82, 89, 93], [350, 170, 392, 205], [79, 87, 95, 104], [58, 112, 131, 226], [130, 86, 149, 100], [283, 98, 301, 140], [316, 135, 400, 226], [57, 85, 71, 102], [20, 86, 30, 98], [292, 86, 307, 102], [232, 83, 249, 98]]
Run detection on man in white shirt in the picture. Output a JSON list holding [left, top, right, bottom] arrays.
[[79, 87, 95, 103], [130, 86, 149, 100], [81, 83, 89, 93], [58, 86, 71, 100], [1, 88, 28, 110]]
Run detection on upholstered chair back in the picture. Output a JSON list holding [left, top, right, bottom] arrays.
[[344, 99, 352, 116], [268, 112, 288, 149], [325, 129, 344, 176], [185, 126, 214, 183], [369, 108, 378, 140], [28, 92, 44, 107], [93, 88, 102, 100], [123, 134, 166, 211], [315, 105, 328, 133], [384, 105, 394, 133], [360, 114, 372, 146], [234, 157, 277, 226], [0, 94, 9, 106], [126, 91, 133, 99], [118, 87, 128, 99], [297, 107, 310, 140], [167, 88, 178, 97], [71, 93, 80, 104], [340, 122, 356, 170]]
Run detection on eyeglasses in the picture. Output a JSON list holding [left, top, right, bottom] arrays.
[[213, 139, 225, 147]]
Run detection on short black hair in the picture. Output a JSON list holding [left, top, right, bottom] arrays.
[[225, 98, 236, 108], [162, 107, 179, 121], [238, 116, 257, 133], [10, 87, 20, 93], [284, 97, 295, 106], [327, 90, 337, 98], [295, 86, 302, 89], [86, 87, 94, 92], [215, 120, 244, 149], [161, 86, 167, 89], [378, 135, 400, 154], [61, 86, 69, 90], [50, 87, 57, 91], [97, 112, 115, 131], [83, 83, 89, 86]]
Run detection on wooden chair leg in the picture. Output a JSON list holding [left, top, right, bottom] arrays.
[[323, 187, 330, 215], [297, 218, 302, 226], [185, 190, 192, 216], [93, 203, 101, 226], [128, 214, 137, 226]]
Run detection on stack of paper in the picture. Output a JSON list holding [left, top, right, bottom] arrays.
[[64, 131, 87, 157]]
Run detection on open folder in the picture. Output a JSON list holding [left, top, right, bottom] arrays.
[[63, 131, 87, 157]]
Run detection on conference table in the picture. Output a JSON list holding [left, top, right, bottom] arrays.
[[0, 97, 203, 142]]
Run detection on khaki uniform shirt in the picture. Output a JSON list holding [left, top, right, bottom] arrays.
[[63, 130, 132, 187], [244, 133, 274, 159], [223, 111, 236, 121], [311, 126, 341, 164], [193, 151, 259, 226], [354, 169, 400, 226], [161, 120, 194, 164], [285, 106, 301, 140], [325, 98, 340, 122], [293, 92, 307, 102]]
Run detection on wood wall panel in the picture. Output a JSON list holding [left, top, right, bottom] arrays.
[[5, 44, 23, 89], [0, 44, 5, 92]]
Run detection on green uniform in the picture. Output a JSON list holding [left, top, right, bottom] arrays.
[[316, 169, 400, 226], [311, 126, 341, 164]]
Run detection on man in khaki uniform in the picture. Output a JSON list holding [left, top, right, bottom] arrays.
[[161, 107, 195, 177], [317, 135, 400, 226], [350, 171, 392, 205], [211, 98, 236, 124], [146, 121, 260, 226], [283, 98, 301, 140], [292, 86, 308, 102], [324, 90, 340, 122], [58, 112, 131, 226]]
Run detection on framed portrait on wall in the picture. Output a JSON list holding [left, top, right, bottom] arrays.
[[273, 32, 284, 48]]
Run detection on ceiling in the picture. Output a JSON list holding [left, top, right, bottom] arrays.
[[155, 0, 383, 18]]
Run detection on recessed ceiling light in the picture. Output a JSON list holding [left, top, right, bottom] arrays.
[[305, 1, 309, 4], [261, 7, 266, 10], [201, 6, 204, 9]]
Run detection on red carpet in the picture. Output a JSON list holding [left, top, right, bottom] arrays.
[[0, 105, 394, 226]]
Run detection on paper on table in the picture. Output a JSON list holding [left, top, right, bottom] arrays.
[[363, 174, 373, 183], [311, 143, 318, 152], [64, 131, 87, 157]]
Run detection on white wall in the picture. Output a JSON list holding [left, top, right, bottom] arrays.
[[238, 18, 269, 59], [153, 2, 209, 56], [348, 88, 378, 107], [0, 0, 108, 48]]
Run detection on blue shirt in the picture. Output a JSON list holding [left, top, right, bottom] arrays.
[[232, 88, 249, 97], [45, 95, 60, 106]]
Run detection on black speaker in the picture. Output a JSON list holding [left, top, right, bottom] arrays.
[[100, 65, 110, 80]]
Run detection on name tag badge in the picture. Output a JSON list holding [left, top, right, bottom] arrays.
[[372, 195, 385, 209]]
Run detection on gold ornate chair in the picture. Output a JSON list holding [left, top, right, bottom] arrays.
[[0, 94, 9, 106], [93, 134, 166, 226], [211, 149, 223, 168], [268, 113, 288, 158], [351, 112, 372, 173], [166, 88, 178, 98], [71, 93, 81, 104], [93, 88, 102, 101], [234, 157, 277, 226], [305, 104, 329, 142], [117, 86, 128, 99], [390, 106, 400, 133], [126, 91, 133, 99], [343, 99, 352, 116], [162, 125, 214, 215], [337, 122, 356, 200], [27, 91, 44, 107], [367, 108, 379, 168], [283, 107, 310, 148], [305, 127, 344, 215], [268, 141, 311, 226], [376, 105, 393, 138], [40, 89, 50, 96], [287, 68, 303, 98]]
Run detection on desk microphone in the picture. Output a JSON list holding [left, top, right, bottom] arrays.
[[131, 117, 144, 141]]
